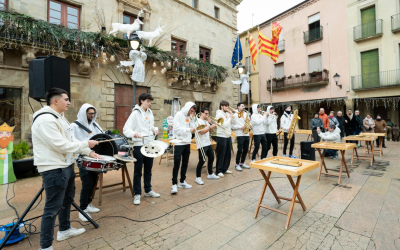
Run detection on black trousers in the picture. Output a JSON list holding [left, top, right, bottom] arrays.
[[252, 134, 267, 160], [236, 136, 249, 164], [283, 132, 295, 155], [79, 167, 98, 210], [312, 130, 321, 143], [266, 133, 278, 156], [172, 144, 191, 185], [376, 136, 386, 147], [196, 145, 215, 177], [133, 146, 154, 195], [216, 137, 232, 174]]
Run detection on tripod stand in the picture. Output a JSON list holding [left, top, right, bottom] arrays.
[[0, 186, 99, 249]]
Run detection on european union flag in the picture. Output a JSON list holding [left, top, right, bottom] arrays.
[[231, 36, 243, 68]]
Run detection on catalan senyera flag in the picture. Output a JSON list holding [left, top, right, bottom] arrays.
[[258, 22, 282, 63], [248, 32, 258, 70]]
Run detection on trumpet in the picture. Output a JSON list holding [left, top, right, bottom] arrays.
[[209, 116, 237, 139], [227, 107, 244, 118]]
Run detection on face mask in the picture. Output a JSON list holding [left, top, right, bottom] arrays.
[[285, 110, 291, 114], [377, 118, 382, 121]]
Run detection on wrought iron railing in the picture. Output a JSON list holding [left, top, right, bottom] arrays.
[[267, 71, 329, 90], [353, 19, 383, 41], [391, 14, 400, 32], [277, 40, 285, 52], [351, 69, 400, 90], [304, 27, 323, 44]]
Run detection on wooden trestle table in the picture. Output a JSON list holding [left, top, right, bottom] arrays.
[[344, 135, 377, 166], [360, 132, 386, 156]]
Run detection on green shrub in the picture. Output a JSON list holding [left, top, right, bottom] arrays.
[[11, 141, 31, 160]]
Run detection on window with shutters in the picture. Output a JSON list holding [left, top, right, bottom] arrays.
[[192, 0, 198, 9], [171, 38, 186, 55], [308, 53, 322, 73], [123, 13, 142, 39], [274, 63, 284, 79], [214, 6, 220, 19], [361, 49, 379, 88], [361, 6, 376, 38], [308, 13, 321, 41], [48, 0, 80, 29], [199, 47, 211, 63]]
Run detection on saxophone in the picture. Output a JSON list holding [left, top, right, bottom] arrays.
[[243, 111, 250, 134], [287, 109, 301, 140]]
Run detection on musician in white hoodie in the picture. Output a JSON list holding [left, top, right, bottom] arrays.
[[123, 93, 160, 205], [71, 104, 103, 222], [281, 105, 297, 158], [171, 101, 197, 194], [232, 102, 251, 171], [250, 104, 268, 161], [317, 125, 341, 159], [265, 106, 279, 156], [32, 88, 100, 250]]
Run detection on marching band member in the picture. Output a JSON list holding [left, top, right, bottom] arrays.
[[281, 105, 297, 158], [232, 102, 250, 171], [123, 93, 160, 205], [171, 101, 197, 193], [71, 104, 103, 221], [215, 101, 234, 177], [265, 106, 279, 156], [32, 88, 100, 250], [250, 104, 268, 161], [194, 107, 219, 184]]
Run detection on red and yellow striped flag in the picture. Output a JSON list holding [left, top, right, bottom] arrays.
[[248, 32, 258, 70], [258, 22, 282, 63]]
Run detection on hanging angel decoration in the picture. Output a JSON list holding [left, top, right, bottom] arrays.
[[119, 47, 147, 83], [231, 72, 250, 94]]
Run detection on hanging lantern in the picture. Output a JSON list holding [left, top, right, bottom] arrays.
[[102, 52, 106, 58], [168, 61, 171, 67], [153, 69, 157, 75], [161, 61, 164, 66], [153, 62, 157, 67], [110, 55, 115, 62], [161, 68, 165, 74]]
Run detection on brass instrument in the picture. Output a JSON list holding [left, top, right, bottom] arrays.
[[209, 116, 237, 139], [243, 111, 251, 134], [191, 113, 206, 162], [287, 110, 301, 140], [195, 113, 207, 131], [228, 107, 243, 118]]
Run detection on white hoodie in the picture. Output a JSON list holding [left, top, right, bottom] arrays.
[[123, 104, 158, 147], [32, 106, 92, 173], [215, 109, 234, 138], [318, 127, 341, 142], [173, 101, 196, 145], [250, 104, 267, 135], [70, 103, 103, 141], [281, 111, 293, 133], [265, 105, 278, 134], [232, 109, 249, 137]]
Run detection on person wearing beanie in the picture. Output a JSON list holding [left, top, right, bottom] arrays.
[[374, 114, 387, 148]]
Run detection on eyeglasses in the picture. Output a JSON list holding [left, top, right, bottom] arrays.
[[204, 112, 209, 115], [87, 113, 96, 116]]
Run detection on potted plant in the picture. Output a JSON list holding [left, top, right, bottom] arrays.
[[12, 141, 36, 176], [310, 71, 318, 76], [267, 79, 271, 83], [272, 77, 277, 81], [288, 75, 292, 79], [301, 72, 306, 76], [282, 75, 286, 79], [295, 74, 300, 78]]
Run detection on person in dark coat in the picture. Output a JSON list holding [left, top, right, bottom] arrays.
[[310, 112, 324, 143], [336, 111, 345, 139], [344, 109, 357, 143], [354, 110, 363, 147], [374, 114, 387, 148]]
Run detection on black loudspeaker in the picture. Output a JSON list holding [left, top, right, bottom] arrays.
[[29, 56, 70, 101], [301, 141, 315, 161]]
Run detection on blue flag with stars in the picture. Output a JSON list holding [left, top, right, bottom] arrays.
[[231, 36, 243, 68]]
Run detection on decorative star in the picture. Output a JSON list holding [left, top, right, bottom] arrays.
[[82, 45, 85, 49], [174, 58, 178, 62], [91, 42, 95, 47], [116, 65, 120, 69], [75, 42, 78, 45], [120, 69, 123, 72], [95, 53, 99, 58], [100, 45, 105, 51], [182, 66, 186, 71], [125, 69, 129, 73]]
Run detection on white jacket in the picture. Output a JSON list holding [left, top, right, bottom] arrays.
[[215, 109, 234, 138], [281, 112, 293, 133], [123, 104, 158, 147], [173, 101, 196, 145], [195, 118, 211, 149], [250, 104, 267, 135], [265, 105, 278, 134], [32, 106, 92, 173], [71, 103, 103, 142], [318, 127, 341, 142], [231, 110, 248, 137]]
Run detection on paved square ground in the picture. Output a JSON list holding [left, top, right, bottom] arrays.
[[1, 134, 399, 249]]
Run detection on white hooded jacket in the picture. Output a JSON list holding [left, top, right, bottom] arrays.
[[215, 109, 234, 138], [32, 106, 92, 173], [318, 127, 341, 142], [232, 109, 249, 137], [250, 104, 267, 135], [281, 111, 293, 133], [265, 105, 278, 134], [123, 104, 158, 147], [173, 101, 196, 145], [70, 103, 103, 142]]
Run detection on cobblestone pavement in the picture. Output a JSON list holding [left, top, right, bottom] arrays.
[[1, 135, 400, 250]]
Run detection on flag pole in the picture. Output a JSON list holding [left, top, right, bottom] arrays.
[[247, 30, 252, 111], [270, 22, 273, 106]]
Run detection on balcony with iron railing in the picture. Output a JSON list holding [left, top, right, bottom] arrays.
[[353, 19, 383, 41], [351, 69, 400, 90], [267, 71, 329, 91], [391, 14, 400, 32], [304, 26, 323, 44], [277, 40, 285, 52]]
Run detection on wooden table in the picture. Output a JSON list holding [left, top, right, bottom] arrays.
[[344, 135, 377, 165], [250, 157, 319, 229], [295, 129, 313, 141], [311, 142, 356, 184], [360, 132, 386, 156]]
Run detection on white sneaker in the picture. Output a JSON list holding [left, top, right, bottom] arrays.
[[171, 184, 178, 194], [133, 194, 141, 205], [218, 173, 224, 177], [178, 181, 192, 189], [207, 173, 220, 179], [195, 177, 204, 185], [251, 159, 256, 162], [235, 165, 242, 171], [57, 227, 86, 242], [241, 164, 250, 169], [224, 170, 233, 174], [86, 204, 100, 213], [78, 210, 91, 222], [39, 246, 53, 250], [144, 190, 160, 198]]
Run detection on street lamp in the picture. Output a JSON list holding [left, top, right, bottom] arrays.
[[333, 73, 342, 89], [237, 61, 244, 76], [127, 32, 143, 106]]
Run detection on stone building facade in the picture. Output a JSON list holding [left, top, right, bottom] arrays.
[[0, 0, 242, 142]]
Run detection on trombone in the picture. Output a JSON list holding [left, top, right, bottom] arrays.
[[227, 106, 244, 118], [190, 113, 206, 162], [208, 116, 237, 139]]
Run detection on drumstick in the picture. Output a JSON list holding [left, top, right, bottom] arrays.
[[97, 138, 123, 143]]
